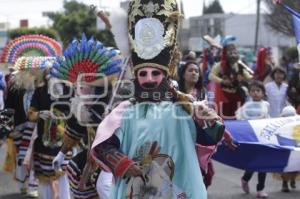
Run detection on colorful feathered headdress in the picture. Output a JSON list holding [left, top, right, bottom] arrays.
[[0, 34, 62, 90], [14, 56, 56, 71], [0, 34, 62, 64], [12, 56, 56, 90], [51, 34, 122, 85]]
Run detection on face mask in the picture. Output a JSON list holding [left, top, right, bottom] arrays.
[[137, 68, 165, 90], [75, 84, 95, 97]]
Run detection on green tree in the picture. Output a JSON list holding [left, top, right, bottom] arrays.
[[8, 27, 59, 40], [285, 47, 298, 61], [46, 0, 115, 47], [264, 0, 300, 36], [203, 0, 224, 14]]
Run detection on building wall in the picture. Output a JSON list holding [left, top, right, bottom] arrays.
[[181, 13, 295, 52], [224, 14, 294, 48]]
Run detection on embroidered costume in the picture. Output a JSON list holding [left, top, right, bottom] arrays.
[[209, 36, 253, 118], [51, 35, 121, 199], [91, 1, 224, 198]]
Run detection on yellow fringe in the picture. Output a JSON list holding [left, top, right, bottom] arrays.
[[36, 170, 65, 182], [3, 138, 16, 173]]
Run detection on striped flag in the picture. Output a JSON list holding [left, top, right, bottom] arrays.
[[213, 116, 300, 172]]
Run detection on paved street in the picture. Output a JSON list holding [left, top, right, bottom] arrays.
[[0, 143, 299, 199]]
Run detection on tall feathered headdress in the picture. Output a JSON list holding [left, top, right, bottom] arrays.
[[0, 34, 62, 90], [0, 34, 62, 64], [51, 34, 122, 85], [12, 56, 56, 90]]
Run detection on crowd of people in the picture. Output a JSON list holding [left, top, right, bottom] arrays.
[[181, 37, 300, 197], [0, 0, 299, 199]]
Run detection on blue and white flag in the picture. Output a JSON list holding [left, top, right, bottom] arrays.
[[213, 116, 300, 172]]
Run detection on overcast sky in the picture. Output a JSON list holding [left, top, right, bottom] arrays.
[[0, 0, 268, 28]]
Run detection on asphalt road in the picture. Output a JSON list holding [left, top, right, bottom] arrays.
[[0, 143, 299, 199]]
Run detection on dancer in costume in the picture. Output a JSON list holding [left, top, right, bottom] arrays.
[[1, 34, 63, 198], [5, 57, 54, 197], [51, 34, 122, 199], [0, 72, 11, 146], [27, 62, 72, 199], [209, 36, 253, 118], [91, 0, 224, 198]]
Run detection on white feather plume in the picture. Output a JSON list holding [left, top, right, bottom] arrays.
[[108, 7, 131, 58]]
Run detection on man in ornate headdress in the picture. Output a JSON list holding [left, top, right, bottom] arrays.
[[0, 34, 63, 198], [91, 0, 224, 198], [5, 57, 53, 198]]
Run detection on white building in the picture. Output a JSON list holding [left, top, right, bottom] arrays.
[[182, 13, 295, 63]]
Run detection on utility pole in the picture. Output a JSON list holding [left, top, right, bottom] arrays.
[[254, 0, 261, 52]]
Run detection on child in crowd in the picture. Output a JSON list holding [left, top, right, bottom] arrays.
[[236, 80, 270, 198]]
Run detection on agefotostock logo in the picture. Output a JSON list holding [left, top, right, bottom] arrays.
[[49, 73, 135, 126], [49, 73, 243, 125]]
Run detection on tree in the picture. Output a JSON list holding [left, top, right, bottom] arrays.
[[46, 0, 115, 47], [203, 0, 224, 14], [8, 27, 59, 40], [264, 0, 300, 36]]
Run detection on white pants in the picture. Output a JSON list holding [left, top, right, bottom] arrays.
[[96, 171, 113, 199], [15, 163, 28, 190], [28, 169, 39, 193], [40, 174, 71, 199], [16, 164, 38, 192]]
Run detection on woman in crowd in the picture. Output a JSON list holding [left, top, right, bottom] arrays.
[[254, 47, 274, 83], [265, 67, 288, 118], [178, 61, 206, 101], [178, 61, 236, 188]]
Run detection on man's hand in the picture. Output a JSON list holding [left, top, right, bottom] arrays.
[[193, 101, 221, 125], [124, 164, 143, 178], [224, 139, 238, 151], [221, 79, 232, 86]]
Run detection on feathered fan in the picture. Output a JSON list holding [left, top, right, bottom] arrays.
[[51, 34, 122, 83]]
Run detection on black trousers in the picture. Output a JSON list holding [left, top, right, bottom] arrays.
[[242, 171, 267, 191]]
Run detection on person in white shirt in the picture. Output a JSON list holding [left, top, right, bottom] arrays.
[[236, 80, 270, 198], [265, 67, 288, 117]]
